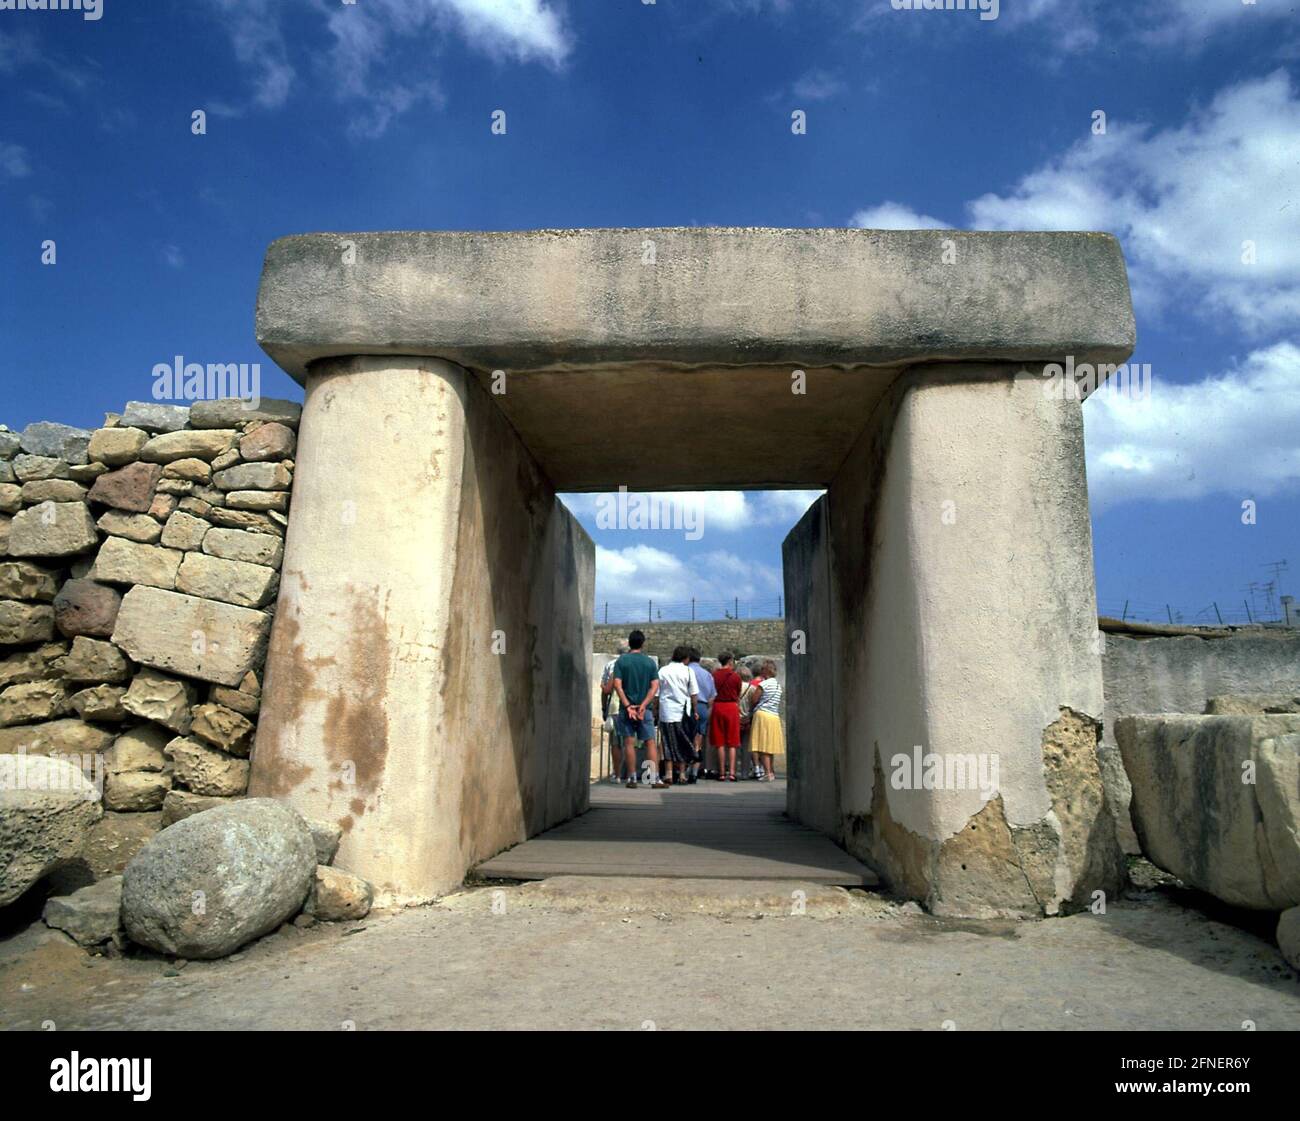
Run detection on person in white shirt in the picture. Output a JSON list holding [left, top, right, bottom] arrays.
[[656, 645, 699, 786]]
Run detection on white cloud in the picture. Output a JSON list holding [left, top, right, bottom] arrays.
[[791, 68, 843, 102], [0, 141, 30, 179], [1000, 0, 1295, 52], [849, 201, 950, 230], [161, 244, 185, 270], [439, 0, 571, 65], [208, 0, 295, 110], [1084, 341, 1300, 510], [593, 544, 782, 610]]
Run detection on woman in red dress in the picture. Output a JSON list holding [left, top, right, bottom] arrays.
[[708, 651, 743, 781]]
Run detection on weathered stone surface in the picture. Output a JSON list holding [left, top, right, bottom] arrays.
[[0, 600, 56, 644], [111, 587, 272, 687], [104, 770, 171, 812], [57, 637, 130, 685], [0, 560, 59, 601], [0, 483, 20, 514], [239, 422, 297, 462], [68, 463, 108, 484], [0, 753, 103, 906], [0, 514, 10, 556], [69, 684, 128, 723], [165, 736, 249, 796], [189, 703, 254, 757], [210, 684, 259, 717], [121, 798, 314, 958], [176, 552, 278, 608], [21, 479, 87, 504], [13, 454, 71, 483], [1279, 907, 1300, 972], [0, 460, 11, 483], [223, 490, 290, 513], [86, 461, 162, 513], [1117, 714, 1300, 910], [305, 864, 373, 921], [190, 398, 302, 430], [160, 511, 209, 551], [308, 819, 342, 866], [0, 643, 66, 688], [47, 810, 161, 889], [140, 430, 236, 464], [21, 422, 91, 465], [211, 448, 240, 472], [43, 875, 123, 945], [161, 457, 213, 484], [0, 430, 19, 458], [0, 679, 68, 727], [212, 462, 292, 492], [91, 536, 182, 590], [121, 669, 196, 733], [88, 426, 149, 467], [1205, 694, 1300, 716], [120, 402, 190, 433], [147, 493, 178, 521], [161, 789, 236, 826], [107, 724, 170, 773], [8, 502, 99, 558], [177, 498, 214, 519], [203, 527, 283, 568], [96, 510, 162, 544], [0, 718, 115, 758], [53, 579, 122, 638], [206, 507, 282, 535]]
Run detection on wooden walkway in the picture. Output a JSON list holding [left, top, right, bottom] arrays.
[[476, 779, 878, 886]]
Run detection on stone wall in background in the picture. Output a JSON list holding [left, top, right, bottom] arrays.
[[592, 618, 786, 661], [0, 397, 300, 899]]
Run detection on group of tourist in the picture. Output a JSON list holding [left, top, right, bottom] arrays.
[[600, 630, 785, 789]]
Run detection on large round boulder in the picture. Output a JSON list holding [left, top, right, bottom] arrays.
[[0, 754, 102, 907], [121, 798, 315, 959]]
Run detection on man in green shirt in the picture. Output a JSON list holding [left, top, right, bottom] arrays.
[[612, 630, 665, 789]]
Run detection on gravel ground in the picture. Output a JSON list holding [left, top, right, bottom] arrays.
[[1, 877, 1297, 1031]]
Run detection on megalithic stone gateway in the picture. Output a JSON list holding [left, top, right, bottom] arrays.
[[248, 228, 1135, 912]]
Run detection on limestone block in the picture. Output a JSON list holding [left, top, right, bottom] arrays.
[[190, 398, 302, 430], [0, 484, 20, 515], [224, 490, 290, 513], [53, 579, 122, 638], [0, 600, 56, 644], [210, 684, 258, 717], [203, 527, 283, 568], [20, 422, 91, 465], [0, 718, 115, 759], [160, 511, 210, 552], [68, 463, 107, 484], [111, 587, 271, 687], [0, 560, 59, 602], [0, 514, 11, 554], [120, 402, 190, 433], [88, 426, 149, 467], [139, 430, 236, 464], [104, 770, 171, 812], [86, 461, 162, 513], [176, 552, 278, 608], [161, 789, 238, 826], [207, 507, 282, 535], [21, 479, 87, 504], [91, 536, 182, 589], [0, 643, 66, 688], [57, 636, 130, 685], [69, 684, 128, 723], [308, 819, 342, 865], [43, 875, 123, 945], [211, 448, 240, 472], [8, 502, 99, 558], [106, 724, 170, 773], [165, 735, 250, 796], [121, 669, 196, 733], [0, 431, 19, 458], [239, 423, 296, 462], [1205, 694, 1300, 715], [161, 457, 213, 484], [147, 493, 177, 521], [189, 703, 254, 757], [212, 462, 292, 491], [0, 680, 68, 727], [13, 454, 70, 482], [96, 510, 162, 544], [305, 864, 373, 921]]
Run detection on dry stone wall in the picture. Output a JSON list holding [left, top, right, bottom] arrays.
[[0, 397, 300, 896]]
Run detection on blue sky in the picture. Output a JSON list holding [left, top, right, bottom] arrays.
[[2, 0, 1297, 625]]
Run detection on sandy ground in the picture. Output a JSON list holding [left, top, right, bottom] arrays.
[[1, 875, 1297, 1031]]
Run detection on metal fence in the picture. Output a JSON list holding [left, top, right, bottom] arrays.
[[1098, 599, 1296, 627], [596, 598, 784, 624]]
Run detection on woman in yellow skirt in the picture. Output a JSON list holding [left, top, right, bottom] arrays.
[[749, 659, 784, 781]]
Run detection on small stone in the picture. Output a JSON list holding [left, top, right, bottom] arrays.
[[0, 643, 66, 688], [97, 510, 162, 544], [87, 461, 163, 514], [239, 423, 296, 462], [0, 483, 21, 514], [177, 498, 214, 519], [165, 736, 250, 796], [0, 600, 56, 644], [69, 684, 129, 723], [106, 724, 171, 773], [210, 685, 259, 717], [7, 502, 99, 558], [120, 402, 190, 433], [155, 479, 194, 496], [190, 397, 301, 430], [0, 514, 10, 555], [189, 703, 254, 756], [121, 669, 196, 733], [0, 717, 115, 758], [57, 636, 130, 685], [0, 560, 60, 601], [210, 448, 240, 472], [212, 462, 291, 492], [305, 865, 373, 922], [53, 580, 122, 638], [202, 527, 283, 568], [148, 493, 178, 521], [140, 430, 236, 464], [90, 536, 182, 589], [206, 508, 282, 536], [161, 457, 213, 484], [160, 788, 236, 826], [293, 913, 315, 929], [160, 511, 209, 552], [88, 427, 150, 468], [0, 680, 68, 727], [224, 490, 290, 513], [43, 875, 124, 946], [68, 463, 108, 484], [307, 820, 343, 865], [104, 770, 171, 812], [175, 553, 278, 609], [0, 431, 19, 458], [21, 479, 87, 504], [21, 422, 91, 465], [13, 454, 71, 482]]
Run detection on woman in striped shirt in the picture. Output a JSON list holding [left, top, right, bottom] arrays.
[[748, 659, 785, 782]]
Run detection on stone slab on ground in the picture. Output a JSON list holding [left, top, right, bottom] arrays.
[[42, 875, 123, 946], [508, 876, 867, 918]]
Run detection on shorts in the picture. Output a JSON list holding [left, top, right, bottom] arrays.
[[709, 701, 741, 749], [616, 710, 655, 742]]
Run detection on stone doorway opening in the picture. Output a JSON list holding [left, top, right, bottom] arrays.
[[245, 227, 1135, 918]]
